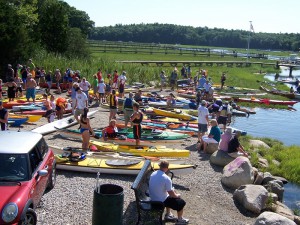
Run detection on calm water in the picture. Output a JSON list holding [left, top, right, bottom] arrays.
[[230, 67, 300, 210]]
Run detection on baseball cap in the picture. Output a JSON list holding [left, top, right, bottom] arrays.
[[201, 100, 207, 105]]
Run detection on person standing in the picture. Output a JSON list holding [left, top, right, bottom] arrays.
[[118, 71, 127, 98], [197, 100, 209, 150], [79, 107, 95, 150], [112, 70, 118, 89], [221, 72, 226, 89], [73, 87, 88, 123], [6, 78, 17, 102], [0, 101, 8, 131], [55, 69, 62, 94], [5, 64, 14, 82], [26, 74, 37, 103], [92, 75, 99, 102], [43, 94, 54, 123], [0, 79, 3, 99], [108, 89, 118, 121], [79, 77, 91, 98], [28, 59, 36, 78], [98, 79, 106, 104], [217, 101, 232, 131], [97, 68, 102, 83], [45, 71, 52, 94], [170, 68, 178, 91], [149, 161, 189, 224], [130, 102, 143, 146], [123, 92, 134, 128], [180, 66, 186, 78], [160, 71, 166, 91]]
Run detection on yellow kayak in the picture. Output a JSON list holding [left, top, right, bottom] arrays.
[[149, 117, 198, 124], [89, 140, 190, 158], [9, 114, 43, 122], [181, 109, 198, 117], [153, 108, 196, 121], [55, 156, 195, 175]]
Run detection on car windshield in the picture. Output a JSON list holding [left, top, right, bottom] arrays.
[[0, 154, 29, 182]]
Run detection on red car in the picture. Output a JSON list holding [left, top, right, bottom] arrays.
[[0, 131, 56, 225]]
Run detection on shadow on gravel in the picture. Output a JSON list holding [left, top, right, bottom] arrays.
[[173, 183, 190, 191], [49, 133, 81, 142], [233, 199, 258, 218], [123, 201, 137, 225], [209, 162, 224, 173]]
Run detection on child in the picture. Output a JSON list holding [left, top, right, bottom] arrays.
[[14, 76, 23, 98], [98, 79, 106, 104]]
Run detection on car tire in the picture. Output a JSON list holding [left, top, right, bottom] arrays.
[[47, 161, 56, 190], [18, 208, 37, 225]]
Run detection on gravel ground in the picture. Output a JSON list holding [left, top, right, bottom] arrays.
[[10, 90, 257, 225]]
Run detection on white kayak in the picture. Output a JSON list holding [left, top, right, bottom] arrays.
[[32, 110, 98, 135]]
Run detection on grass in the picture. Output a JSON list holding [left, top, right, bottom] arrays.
[[240, 135, 300, 184]]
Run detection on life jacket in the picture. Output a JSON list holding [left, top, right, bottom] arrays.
[[106, 126, 117, 138], [132, 111, 143, 124], [109, 94, 117, 108], [124, 98, 133, 109], [220, 105, 228, 117]]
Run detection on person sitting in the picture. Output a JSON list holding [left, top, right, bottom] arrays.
[[219, 128, 232, 152], [166, 93, 176, 107], [149, 161, 189, 224], [201, 119, 221, 153], [102, 119, 118, 140], [227, 131, 248, 158], [134, 90, 143, 103]]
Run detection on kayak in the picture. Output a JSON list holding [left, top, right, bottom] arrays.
[[12, 104, 43, 112], [89, 140, 190, 158], [235, 97, 298, 106], [153, 108, 197, 121], [117, 127, 190, 141], [8, 118, 28, 127], [231, 109, 248, 117], [9, 114, 42, 123], [32, 110, 98, 135], [59, 128, 178, 145], [260, 85, 295, 99], [55, 156, 195, 175]]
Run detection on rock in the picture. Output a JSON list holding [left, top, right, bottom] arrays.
[[254, 211, 296, 225], [263, 172, 273, 178], [249, 140, 270, 149], [258, 158, 269, 168], [221, 156, 254, 189], [294, 216, 300, 225], [233, 184, 268, 214], [264, 181, 284, 201], [262, 176, 277, 185], [254, 172, 264, 185], [271, 201, 295, 221], [268, 192, 278, 203], [253, 167, 259, 177], [210, 150, 234, 167], [273, 176, 288, 184], [206, 143, 219, 154], [272, 159, 281, 166]]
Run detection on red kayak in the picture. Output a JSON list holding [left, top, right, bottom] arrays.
[[17, 109, 72, 116], [39, 82, 70, 90], [235, 97, 298, 106], [3, 101, 31, 109]]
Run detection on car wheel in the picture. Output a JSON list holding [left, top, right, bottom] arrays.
[[47, 161, 56, 190], [18, 208, 37, 225]]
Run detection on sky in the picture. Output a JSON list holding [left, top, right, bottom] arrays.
[[64, 0, 299, 34]]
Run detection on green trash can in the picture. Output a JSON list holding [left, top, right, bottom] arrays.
[[92, 184, 124, 225]]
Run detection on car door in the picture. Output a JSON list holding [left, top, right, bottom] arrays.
[[29, 147, 48, 207]]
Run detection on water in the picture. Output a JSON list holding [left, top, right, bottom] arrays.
[[230, 67, 300, 211]]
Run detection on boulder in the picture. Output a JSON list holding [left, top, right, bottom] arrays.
[[254, 212, 296, 225], [273, 176, 288, 184], [294, 216, 300, 225], [249, 140, 270, 149], [221, 156, 254, 189], [254, 172, 264, 185], [258, 158, 269, 168], [206, 143, 219, 154], [272, 159, 281, 166], [210, 150, 234, 167], [271, 201, 295, 221], [262, 176, 277, 185], [268, 192, 278, 203], [264, 180, 284, 201], [233, 184, 268, 214]]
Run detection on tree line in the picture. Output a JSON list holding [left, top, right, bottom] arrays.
[[90, 23, 300, 51], [0, 0, 94, 77]]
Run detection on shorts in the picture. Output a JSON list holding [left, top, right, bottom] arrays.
[[110, 108, 117, 113], [56, 105, 61, 111], [74, 108, 84, 117], [119, 86, 124, 94], [98, 92, 104, 97], [93, 87, 98, 94], [47, 81, 52, 88], [26, 88, 36, 99], [83, 91, 89, 98], [198, 124, 208, 133], [133, 124, 142, 139], [112, 82, 117, 88], [202, 135, 218, 144], [16, 87, 22, 93], [44, 109, 54, 118], [22, 78, 27, 84], [56, 82, 60, 89], [217, 116, 227, 125], [124, 109, 133, 124], [164, 196, 186, 211], [68, 77, 73, 82]]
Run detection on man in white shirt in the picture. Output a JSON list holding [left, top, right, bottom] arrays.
[[149, 161, 189, 224], [73, 87, 88, 122], [197, 100, 209, 148], [79, 77, 91, 97], [118, 71, 127, 98]]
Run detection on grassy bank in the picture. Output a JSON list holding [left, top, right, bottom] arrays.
[[240, 136, 300, 184]]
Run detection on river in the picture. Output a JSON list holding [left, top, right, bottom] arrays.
[[229, 67, 300, 211]]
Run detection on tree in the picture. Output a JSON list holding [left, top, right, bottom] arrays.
[[39, 0, 69, 53]]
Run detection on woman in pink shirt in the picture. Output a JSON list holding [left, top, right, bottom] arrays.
[[219, 128, 232, 152]]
